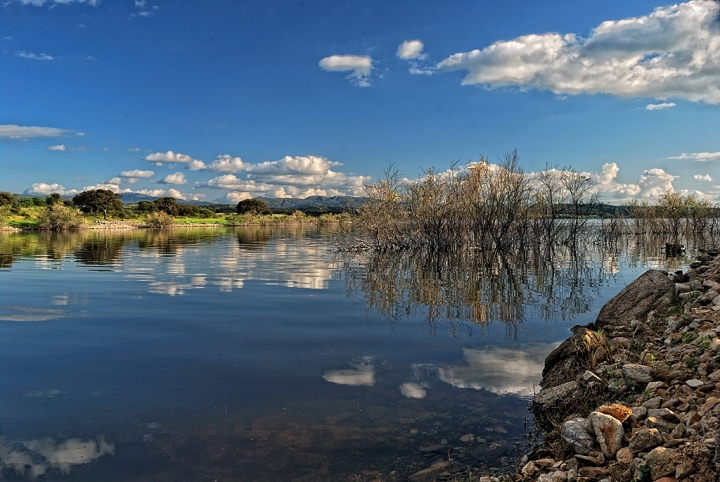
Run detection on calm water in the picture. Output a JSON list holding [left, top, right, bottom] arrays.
[[0, 226, 691, 481]]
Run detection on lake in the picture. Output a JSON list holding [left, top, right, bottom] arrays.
[[0, 226, 691, 481]]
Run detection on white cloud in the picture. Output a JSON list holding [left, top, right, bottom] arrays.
[[167, 188, 185, 199], [144, 150, 199, 164], [17, 51, 54, 61], [159, 172, 187, 185], [197, 175, 275, 192], [589, 162, 641, 200], [81, 183, 124, 193], [319, 54, 374, 87], [437, 0, 720, 104], [106, 177, 122, 185], [668, 151, 720, 161], [695, 174, 713, 182], [186, 159, 207, 170], [247, 155, 340, 177], [323, 357, 375, 386], [0, 436, 113, 478], [207, 155, 248, 173], [133, 189, 166, 197], [226, 191, 252, 203], [119, 169, 154, 178], [48, 144, 66, 151], [18, 0, 100, 5], [0, 125, 71, 140], [399, 382, 427, 399], [397, 40, 425, 60], [23, 183, 76, 196], [638, 168, 678, 198], [134, 0, 145, 6], [646, 102, 676, 110]]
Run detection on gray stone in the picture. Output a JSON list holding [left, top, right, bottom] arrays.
[[646, 381, 667, 391], [675, 282, 691, 294], [582, 370, 602, 384], [623, 364, 653, 383], [642, 396, 663, 409], [645, 416, 677, 433], [647, 408, 681, 423], [595, 270, 673, 327], [535, 381, 580, 407], [561, 418, 597, 455], [628, 428, 663, 453], [645, 447, 678, 480], [588, 411, 624, 458], [686, 378, 704, 388]]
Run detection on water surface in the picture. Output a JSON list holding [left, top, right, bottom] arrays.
[[0, 227, 691, 480]]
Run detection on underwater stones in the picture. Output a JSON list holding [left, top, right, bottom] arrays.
[[561, 418, 597, 455], [588, 411, 624, 458]]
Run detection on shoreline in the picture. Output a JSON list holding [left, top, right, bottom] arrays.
[[517, 249, 720, 482]]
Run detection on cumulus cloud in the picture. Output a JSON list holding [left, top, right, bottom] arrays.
[[48, 144, 66, 151], [158, 172, 187, 185], [695, 174, 713, 182], [23, 183, 75, 196], [17, 51, 54, 60], [0, 125, 72, 140], [646, 102, 676, 110], [144, 150, 199, 164], [0, 436, 113, 478], [437, 0, 720, 104], [323, 357, 375, 386], [15, 0, 99, 5], [638, 168, 678, 198], [397, 40, 425, 60], [207, 155, 248, 173], [668, 151, 720, 161], [186, 159, 207, 170], [197, 155, 369, 198], [319, 54, 374, 87], [106, 177, 122, 185], [590, 162, 641, 200], [226, 191, 252, 203], [119, 169, 153, 178]]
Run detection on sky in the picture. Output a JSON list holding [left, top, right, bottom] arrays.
[[2, 0, 720, 204]]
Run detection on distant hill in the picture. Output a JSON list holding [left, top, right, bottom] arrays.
[[255, 195, 367, 212]]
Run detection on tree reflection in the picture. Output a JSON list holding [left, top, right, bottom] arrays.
[[74, 234, 126, 266], [335, 241, 614, 338]]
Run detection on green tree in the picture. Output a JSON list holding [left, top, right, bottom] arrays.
[[36, 204, 85, 230], [46, 193, 64, 205], [0, 192, 14, 207], [153, 197, 181, 215], [236, 199, 271, 215], [72, 189, 124, 220], [136, 200, 157, 214]]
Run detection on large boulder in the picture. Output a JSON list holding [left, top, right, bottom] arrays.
[[595, 270, 674, 327]]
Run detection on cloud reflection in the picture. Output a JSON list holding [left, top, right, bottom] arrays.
[[0, 436, 114, 478], [399, 382, 427, 399], [323, 357, 375, 386], [438, 344, 558, 398], [0, 306, 65, 322]]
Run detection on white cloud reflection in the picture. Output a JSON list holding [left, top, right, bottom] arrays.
[[0, 436, 114, 478], [438, 344, 558, 398], [323, 357, 375, 386], [0, 305, 65, 322]]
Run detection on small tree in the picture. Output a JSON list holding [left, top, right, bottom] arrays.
[[136, 200, 157, 214], [153, 197, 181, 216], [0, 192, 14, 207], [73, 189, 124, 220], [236, 199, 271, 215], [36, 204, 85, 230]]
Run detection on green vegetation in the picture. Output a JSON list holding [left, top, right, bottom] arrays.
[[36, 204, 85, 231], [236, 198, 271, 215]]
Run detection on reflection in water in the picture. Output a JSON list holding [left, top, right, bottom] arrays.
[[399, 382, 427, 399], [323, 357, 375, 386], [0, 436, 114, 478], [0, 305, 65, 322], [438, 344, 558, 398]]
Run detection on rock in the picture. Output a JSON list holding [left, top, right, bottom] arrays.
[[418, 443, 447, 452], [537, 471, 567, 482], [562, 418, 597, 455], [596, 403, 632, 422], [708, 369, 720, 381], [628, 428, 663, 453], [459, 434, 474, 443], [577, 466, 610, 478], [642, 396, 663, 409], [699, 396, 720, 415], [535, 381, 580, 407], [623, 364, 654, 383], [646, 381, 668, 391], [582, 370, 602, 384], [645, 416, 676, 433], [645, 447, 677, 480], [647, 408, 681, 423], [575, 451, 604, 465], [541, 328, 606, 388], [595, 270, 674, 327], [408, 460, 464, 482], [631, 406, 648, 421], [588, 411, 624, 458], [675, 458, 695, 478], [616, 447, 633, 466], [686, 379, 703, 388], [521, 461, 538, 477]]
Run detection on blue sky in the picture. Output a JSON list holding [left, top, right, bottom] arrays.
[[2, 0, 720, 204]]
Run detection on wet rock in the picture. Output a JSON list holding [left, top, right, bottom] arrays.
[[562, 418, 597, 455], [459, 434, 474, 443], [623, 364, 653, 383], [588, 411, 624, 458], [408, 460, 463, 482], [418, 442, 447, 453], [628, 428, 663, 453], [645, 446, 678, 480]]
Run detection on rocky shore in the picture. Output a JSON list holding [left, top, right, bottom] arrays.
[[521, 249, 720, 482]]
